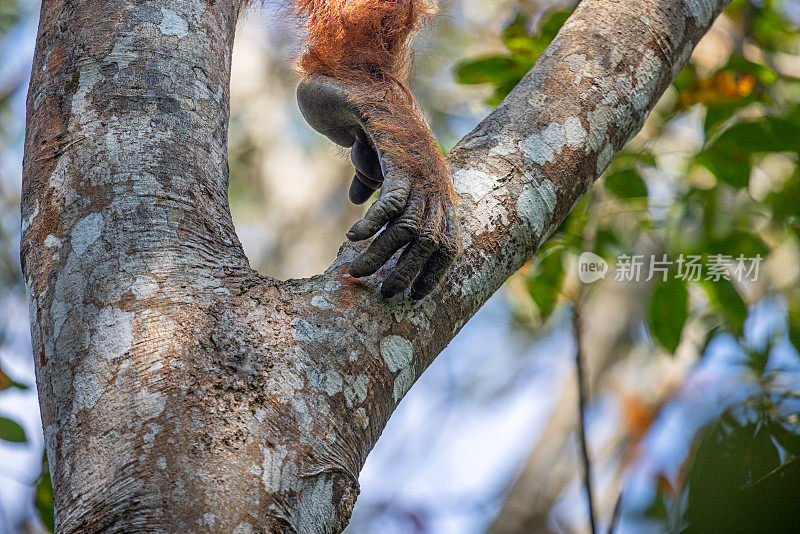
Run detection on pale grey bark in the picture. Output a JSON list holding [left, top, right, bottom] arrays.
[[21, 0, 730, 532]]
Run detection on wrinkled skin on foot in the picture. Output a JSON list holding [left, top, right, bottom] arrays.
[[297, 75, 458, 300]]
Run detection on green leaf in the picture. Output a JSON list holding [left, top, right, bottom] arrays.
[[0, 416, 27, 443], [706, 230, 769, 259], [746, 346, 770, 377], [0, 367, 29, 391], [500, 9, 572, 60], [751, 6, 800, 54], [604, 168, 648, 199], [526, 246, 565, 321], [611, 151, 657, 168], [788, 308, 800, 354], [35, 452, 55, 532], [672, 63, 697, 93], [453, 55, 533, 105], [682, 403, 796, 533], [648, 278, 689, 352], [594, 228, 622, 258], [767, 420, 800, 456], [765, 170, 800, 224], [0, 0, 20, 36], [501, 16, 542, 60], [704, 102, 749, 133], [702, 278, 747, 337], [537, 9, 572, 39], [643, 478, 671, 521], [454, 7, 574, 107], [699, 118, 800, 188], [724, 56, 778, 86], [454, 56, 519, 85], [696, 149, 750, 188], [712, 118, 800, 153]]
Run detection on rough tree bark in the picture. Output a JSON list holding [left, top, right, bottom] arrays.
[[20, 0, 730, 532]]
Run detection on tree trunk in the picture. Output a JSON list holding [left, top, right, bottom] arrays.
[[20, 0, 730, 532]]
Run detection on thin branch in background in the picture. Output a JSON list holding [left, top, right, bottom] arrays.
[[572, 298, 597, 534], [609, 485, 624, 534]]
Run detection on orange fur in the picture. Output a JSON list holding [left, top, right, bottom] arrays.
[[292, 0, 433, 80], [242, 0, 455, 240], [294, 1, 450, 199]]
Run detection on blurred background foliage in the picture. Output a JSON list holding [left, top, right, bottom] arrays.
[[456, 0, 800, 531], [1, 0, 799, 532]]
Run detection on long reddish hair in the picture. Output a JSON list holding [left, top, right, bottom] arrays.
[[245, 1, 451, 196]]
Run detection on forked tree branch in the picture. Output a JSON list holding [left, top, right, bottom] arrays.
[[21, 0, 729, 532]]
